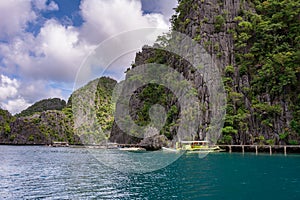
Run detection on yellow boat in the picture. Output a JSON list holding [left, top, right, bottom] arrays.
[[162, 141, 223, 153], [178, 141, 222, 152]]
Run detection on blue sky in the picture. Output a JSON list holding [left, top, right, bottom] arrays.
[[0, 0, 177, 114]]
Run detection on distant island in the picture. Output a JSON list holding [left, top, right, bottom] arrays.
[[0, 0, 299, 147]]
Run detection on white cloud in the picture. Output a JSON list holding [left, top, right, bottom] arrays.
[[141, 0, 178, 22], [75, 0, 171, 83], [0, 0, 36, 39], [0, 75, 19, 100], [1, 98, 31, 115], [48, 1, 59, 11], [0, 0, 175, 114], [33, 0, 59, 11], [79, 0, 169, 44], [31, 19, 92, 81], [0, 19, 94, 82], [18, 80, 64, 103], [1, 0, 171, 83], [0, 75, 65, 114], [0, 75, 30, 114]]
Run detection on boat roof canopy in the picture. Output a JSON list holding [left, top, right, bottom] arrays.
[[180, 141, 209, 144]]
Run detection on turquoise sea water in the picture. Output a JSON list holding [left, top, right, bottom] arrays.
[[0, 145, 300, 199]]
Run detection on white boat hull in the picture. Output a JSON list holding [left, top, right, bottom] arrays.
[[162, 145, 223, 153], [162, 147, 181, 152], [119, 147, 146, 152]]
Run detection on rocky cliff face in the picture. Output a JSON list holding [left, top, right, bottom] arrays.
[[111, 0, 300, 145], [171, 0, 246, 67], [16, 98, 66, 117], [0, 109, 13, 141], [71, 77, 117, 144], [0, 77, 117, 145], [0, 110, 80, 145], [1, 1, 298, 146]]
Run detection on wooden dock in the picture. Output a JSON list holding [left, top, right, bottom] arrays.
[[218, 145, 300, 155], [78, 143, 300, 155]]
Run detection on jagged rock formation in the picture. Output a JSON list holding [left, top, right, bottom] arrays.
[[16, 98, 66, 117], [139, 134, 169, 150], [0, 109, 80, 145], [71, 77, 117, 144], [0, 77, 117, 145], [0, 109, 14, 141], [111, 114, 170, 149], [111, 0, 300, 145], [1, 0, 299, 146]]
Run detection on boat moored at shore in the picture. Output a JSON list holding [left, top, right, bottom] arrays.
[[51, 142, 69, 147], [162, 141, 223, 153], [118, 147, 147, 152]]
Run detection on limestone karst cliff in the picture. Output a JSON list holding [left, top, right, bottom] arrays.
[[0, 77, 117, 145], [110, 0, 300, 145], [1, 0, 299, 146]]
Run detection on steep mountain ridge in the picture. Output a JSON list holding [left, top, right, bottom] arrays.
[[110, 0, 300, 145], [1, 0, 299, 146], [16, 98, 66, 117], [0, 77, 117, 145]]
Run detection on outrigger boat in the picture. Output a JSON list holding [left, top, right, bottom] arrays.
[[162, 147, 181, 152], [162, 141, 223, 153], [118, 147, 146, 152], [51, 141, 69, 147]]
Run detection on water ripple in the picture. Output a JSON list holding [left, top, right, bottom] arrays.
[[1, 146, 300, 199]]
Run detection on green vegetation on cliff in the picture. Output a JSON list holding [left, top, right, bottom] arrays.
[[71, 77, 117, 144], [0, 77, 117, 145], [0, 109, 14, 138], [16, 98, 66, 117], [112, 0, 299, 145], [95, 77, 117, 132], [221, 0, 300, 144], [131, 83, 180, 139], [1, 0, 299, 146]]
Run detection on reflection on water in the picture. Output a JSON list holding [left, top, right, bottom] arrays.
[[0, 146, 300, 199], [89, 148, 184, 173]]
